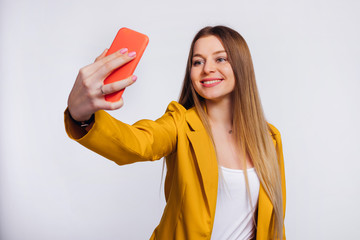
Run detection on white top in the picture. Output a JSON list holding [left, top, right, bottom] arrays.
[[211, 166, 260, 240]]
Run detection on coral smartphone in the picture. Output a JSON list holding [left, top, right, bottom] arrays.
[[103, 27, 149, 102]]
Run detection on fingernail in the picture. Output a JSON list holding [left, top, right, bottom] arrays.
[[132, 75, 137, 81], [128, 51, 136, 57], [120, 48, 128, 54]]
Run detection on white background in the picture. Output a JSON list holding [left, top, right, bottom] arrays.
[[1, 0, 360, 239]]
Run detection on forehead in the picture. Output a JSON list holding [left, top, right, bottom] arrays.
[[193, 35, 225, 55]]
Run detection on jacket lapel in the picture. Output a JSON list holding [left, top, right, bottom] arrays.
[[184, 108, 277, 235], [185, 108, 218, 216]]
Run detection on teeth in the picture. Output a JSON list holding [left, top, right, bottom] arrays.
[[203, 80, 221, 84]]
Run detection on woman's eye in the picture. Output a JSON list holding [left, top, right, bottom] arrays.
[[216, 57, 227, 63], [193, 60, 203, 66]]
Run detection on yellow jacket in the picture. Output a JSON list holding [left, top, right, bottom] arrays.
[[65, 101, 286, 239]]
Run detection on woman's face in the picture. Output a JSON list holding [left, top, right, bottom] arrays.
[[190, 35, 235, 102]]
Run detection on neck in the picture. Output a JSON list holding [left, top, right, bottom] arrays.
[[205, 96, 233, 130]]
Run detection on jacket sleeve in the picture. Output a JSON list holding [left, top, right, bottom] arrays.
[[64, 101, 185, 165], [268, 123, 287, 239]]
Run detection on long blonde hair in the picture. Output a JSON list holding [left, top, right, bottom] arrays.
[[178, 26, 284, 239]]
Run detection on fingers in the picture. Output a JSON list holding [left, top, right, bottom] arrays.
[[100, 75, 137, 95], [92, 49, 137, 80], [94, 48, 108, 62], [98, 97, 125, 111], [80, 48, 136, 80]]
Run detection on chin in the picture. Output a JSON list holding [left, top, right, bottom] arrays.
[[203, 95, 231, 102], [198, 90, 231, 100]]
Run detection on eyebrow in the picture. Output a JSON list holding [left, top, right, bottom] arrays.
[[192, 50, 226, 58]]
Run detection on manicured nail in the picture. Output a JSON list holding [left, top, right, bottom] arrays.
[[128, 51, 136, 57], [132, 75, 137, 81], [120, 48, 128, 54]]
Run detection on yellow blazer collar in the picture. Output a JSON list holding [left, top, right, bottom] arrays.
[[185, 107, 218, 216], [184, 106, 204, 131], [184, 106, 274, 232]]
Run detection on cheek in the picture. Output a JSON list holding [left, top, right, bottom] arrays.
[[224, 65, 234, 75], [224, 66, 235, 83]]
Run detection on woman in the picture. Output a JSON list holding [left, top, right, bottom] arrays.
[[65, 26, 286, 239]]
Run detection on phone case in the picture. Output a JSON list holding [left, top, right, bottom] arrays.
[[103, 28, 149, 102]]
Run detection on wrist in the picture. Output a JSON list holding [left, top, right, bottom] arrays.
[[69, 112, 95, 128]]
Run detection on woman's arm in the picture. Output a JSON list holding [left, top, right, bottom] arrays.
[[65, 49, 184, 164], [65, 101, 184, 165]]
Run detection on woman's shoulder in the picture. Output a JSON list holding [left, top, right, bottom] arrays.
[[267, 122, 281, 138], [165, 101, 187, 113], [164, 101, 202, 130], [151, 101, 187, 126], [165, 101, 198, 119]]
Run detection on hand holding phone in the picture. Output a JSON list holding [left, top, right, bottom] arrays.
[[104, 28, 149, 102]]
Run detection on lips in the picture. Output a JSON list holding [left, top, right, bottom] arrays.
[[200, 78, 223, 87]]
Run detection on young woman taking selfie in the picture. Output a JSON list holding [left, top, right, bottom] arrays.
[[65, 25, 286, 240]]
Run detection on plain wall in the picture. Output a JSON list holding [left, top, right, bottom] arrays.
[[1, 0, 360, 239]]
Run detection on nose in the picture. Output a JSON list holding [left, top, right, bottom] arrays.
[[203, 60, 216, 74]]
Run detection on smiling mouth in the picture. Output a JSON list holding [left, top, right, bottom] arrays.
[[200, 78, 223, 87]]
